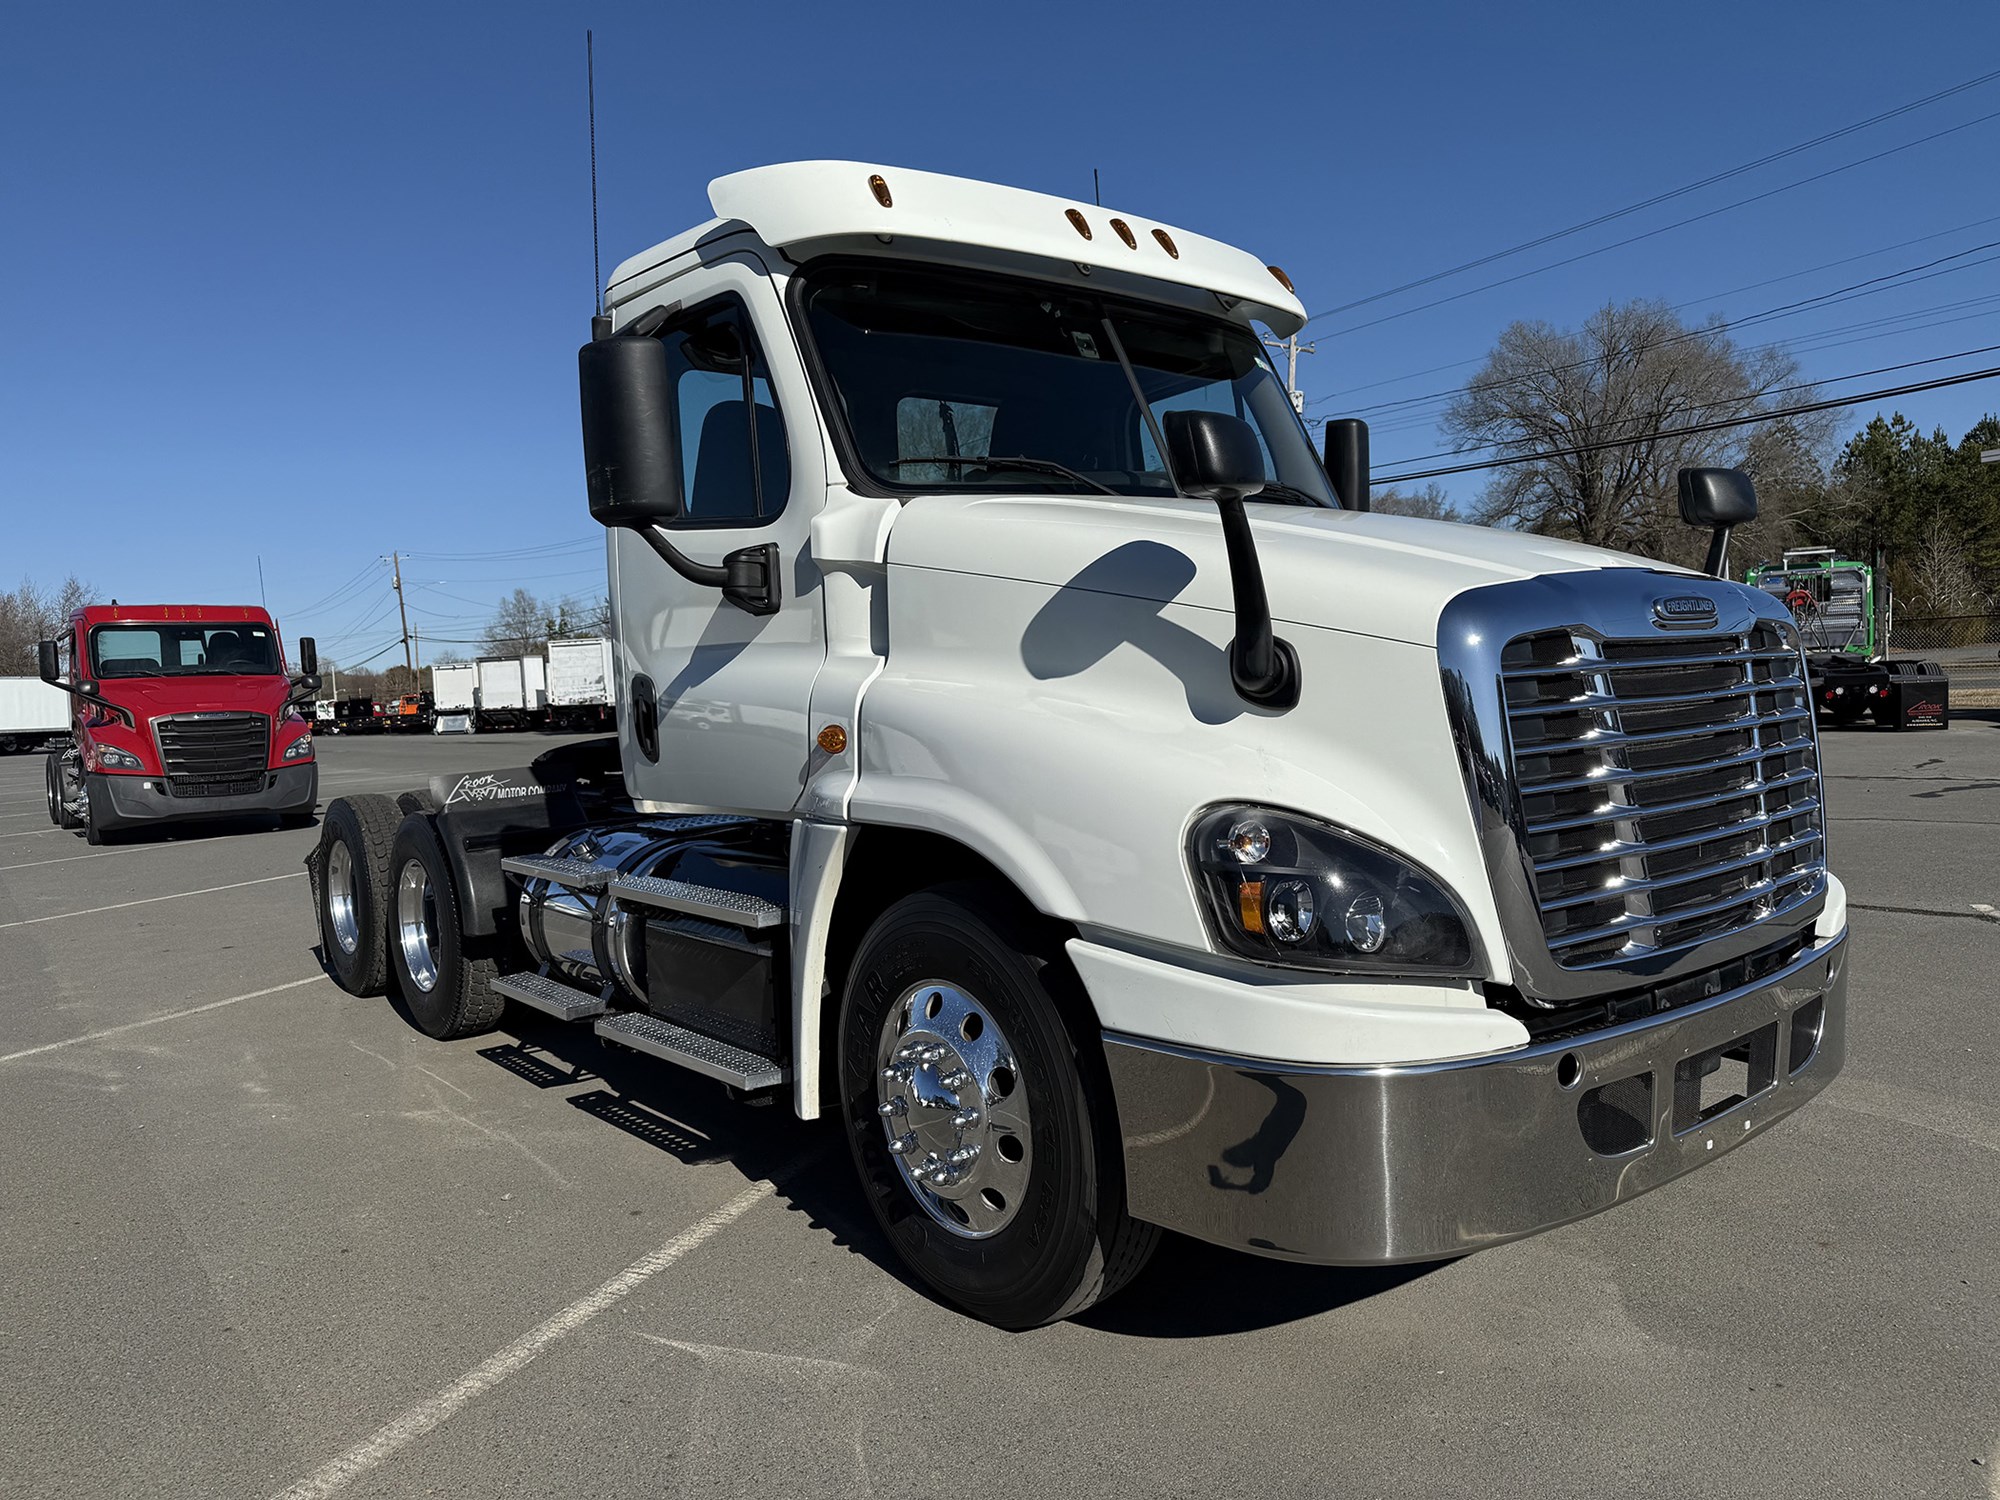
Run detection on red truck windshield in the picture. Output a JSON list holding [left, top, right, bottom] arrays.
[[90, 622, 283, 679]]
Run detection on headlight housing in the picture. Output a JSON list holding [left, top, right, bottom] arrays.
[[97, 745, 144, 771], [283, 735, 315, 761], [1189, 805, 1480, 976]]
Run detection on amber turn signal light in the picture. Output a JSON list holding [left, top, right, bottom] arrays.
[[1237, 880, 1265, 934], [817, 724, 849, 754], [868, 174, 892, 208]]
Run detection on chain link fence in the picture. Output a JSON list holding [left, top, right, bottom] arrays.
[[1891, 613, 2000, 696]]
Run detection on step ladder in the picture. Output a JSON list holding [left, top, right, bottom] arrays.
[[490, 855, 789, 1092]]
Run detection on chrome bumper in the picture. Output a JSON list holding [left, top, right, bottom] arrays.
[[1104, 932, 1847, 1264]]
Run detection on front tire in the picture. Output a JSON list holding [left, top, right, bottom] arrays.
[[838, 884, 1157, 1329], [313, 795, 401, 995], [385, 814, 504, 1040]]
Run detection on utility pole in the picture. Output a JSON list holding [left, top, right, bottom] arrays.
[[386, 551, 413, 673], [1262, 333, 1317, 415]]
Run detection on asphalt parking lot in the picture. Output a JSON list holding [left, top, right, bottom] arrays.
[[2, 725, 1996, 1500]]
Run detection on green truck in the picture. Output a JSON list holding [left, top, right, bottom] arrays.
[[1747, 549, 1948, 728]]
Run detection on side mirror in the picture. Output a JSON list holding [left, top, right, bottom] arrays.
[[296, 636, 318, 678], [37, 639, 61, 685], [1323, 418, 1370, 512], [1162, 410, 1298, 709], [1163, 409, 1266, 502], [578, 336, 683, 528], [1678, 467, 1758, 579]]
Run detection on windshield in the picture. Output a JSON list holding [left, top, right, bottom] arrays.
[[90, 622, 283, 679], [800, 262, 1337, 505]]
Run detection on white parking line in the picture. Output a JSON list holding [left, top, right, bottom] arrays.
[[266, 1171, 795, 1500], [0, 975, 330, 1064], [0, 842, 177, 873], [0, 871, 305, 930]]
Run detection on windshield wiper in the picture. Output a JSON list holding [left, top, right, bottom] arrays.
[[1250, 482, 1331, 508], [889, 455, 1119, 497]]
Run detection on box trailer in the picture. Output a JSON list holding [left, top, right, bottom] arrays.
[[546, 637, 615, 731], [0, 676, 73, 754], [473, 656, 543, 730]]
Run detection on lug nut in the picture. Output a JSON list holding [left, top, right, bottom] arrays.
[[940, 1070, 971, 1090], [919, 1045, 947, 1064], [948, 1146, 979, 1167], [952, 1108, 981, 1128], [881, 1066, 909, 1084], [887, 1134, 917, 1157], [878, 1098, 905, 1118]]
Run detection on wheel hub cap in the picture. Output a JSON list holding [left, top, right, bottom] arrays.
[[326, 842, 359, 955], [396, 859, 440, 992], [874, 982, 1031, 1238]]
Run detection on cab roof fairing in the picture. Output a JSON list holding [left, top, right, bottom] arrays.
[[603, 161, 1309, 337]]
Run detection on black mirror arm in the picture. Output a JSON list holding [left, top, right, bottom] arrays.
[[1214, 495, 1300, 709], [1704, 526, 1732, 580], [628, 524, 780, 617]]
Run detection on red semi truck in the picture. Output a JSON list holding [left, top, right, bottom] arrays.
[[38, 604, 322, 843]]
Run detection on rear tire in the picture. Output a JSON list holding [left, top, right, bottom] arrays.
[[45, 752, 79, 829], [385, 813, 504, 1040], [313, 795, 402, 995], [837, 883, 1157, 1329]]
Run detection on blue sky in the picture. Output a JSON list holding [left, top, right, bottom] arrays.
[[4, 1, 1997, 669]]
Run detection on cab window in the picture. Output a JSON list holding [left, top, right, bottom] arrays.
[[655, 298, 791, 525]]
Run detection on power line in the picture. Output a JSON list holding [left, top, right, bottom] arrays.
[[1302, 106, 2000, 338], [1373, 342, 2000, 471], [1300, 68, 2000, 326], [1371, 364, 2000, 485], [1318, 237, 2000, 426]]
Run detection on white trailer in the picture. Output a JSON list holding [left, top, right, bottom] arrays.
[[473, 656, 543, 729], [431, 663, 478, 713], [0, 676, 71, 753], [546, 637, 615, 731]]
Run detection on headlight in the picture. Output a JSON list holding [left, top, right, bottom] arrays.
[[97, 745, 143, 771], [1189, 805, 1479, 975], [283, 735, 315, 761]]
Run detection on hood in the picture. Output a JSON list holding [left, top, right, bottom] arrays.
[[98, 674, 296, 719], [885, 494, 1694, 647]]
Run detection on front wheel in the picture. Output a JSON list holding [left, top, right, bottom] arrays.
[[837, 884, 1157, 1329], [45, 752, 80, 829]]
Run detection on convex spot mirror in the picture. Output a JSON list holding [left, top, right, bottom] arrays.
[[579, 336, 684, 528], [1677, 467, 1759, 527], [1163, 409, 1266, 503]]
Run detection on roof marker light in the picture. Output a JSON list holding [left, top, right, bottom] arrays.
[[1267, 265, 1296, 294], [1065, 209, 1093, 240], [868, 173, 893, 208], [1109, 217, 1137, 249], [1152, 228, 1179, 258]]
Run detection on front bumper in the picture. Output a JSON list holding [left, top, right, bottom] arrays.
[[87, 764, 318, 829], [1104, 931, 1847, 1264]]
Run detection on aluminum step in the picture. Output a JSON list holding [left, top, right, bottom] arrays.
[[492, 971, 610, 1021], [501, 854, 609, 891], [609, 875, 784, 931], [594, 1012, 787, 1091]]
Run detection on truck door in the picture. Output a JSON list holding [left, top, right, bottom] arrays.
[[610, 263, 826, 818]]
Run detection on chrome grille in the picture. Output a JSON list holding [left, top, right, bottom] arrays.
[[1501, 622, 1825, 971], [155, 712, 270, 788]]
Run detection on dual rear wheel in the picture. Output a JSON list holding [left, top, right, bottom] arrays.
[[310, 800, 1155, 1326]]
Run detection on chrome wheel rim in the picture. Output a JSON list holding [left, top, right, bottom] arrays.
[[874, 981, 1032, 1239], [396, 859, 441, 993], [326, 841, 360, 955]]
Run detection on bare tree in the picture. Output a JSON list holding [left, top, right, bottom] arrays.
[[0, 575, 96, 672], [1443, 301, 1832, 558], [1904, 513, 1990, 615], [1370, 482, 1458, 521], [482, 587, 547, 658]]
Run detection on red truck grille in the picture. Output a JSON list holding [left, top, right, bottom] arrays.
[[154, 712, 270, 793]]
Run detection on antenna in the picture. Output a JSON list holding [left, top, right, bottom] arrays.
[[1093, 167, 1100, 206], [587, 30, 602, 318]]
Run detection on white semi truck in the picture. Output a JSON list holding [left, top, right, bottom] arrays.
[[309, 162, 1848, 1328]]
